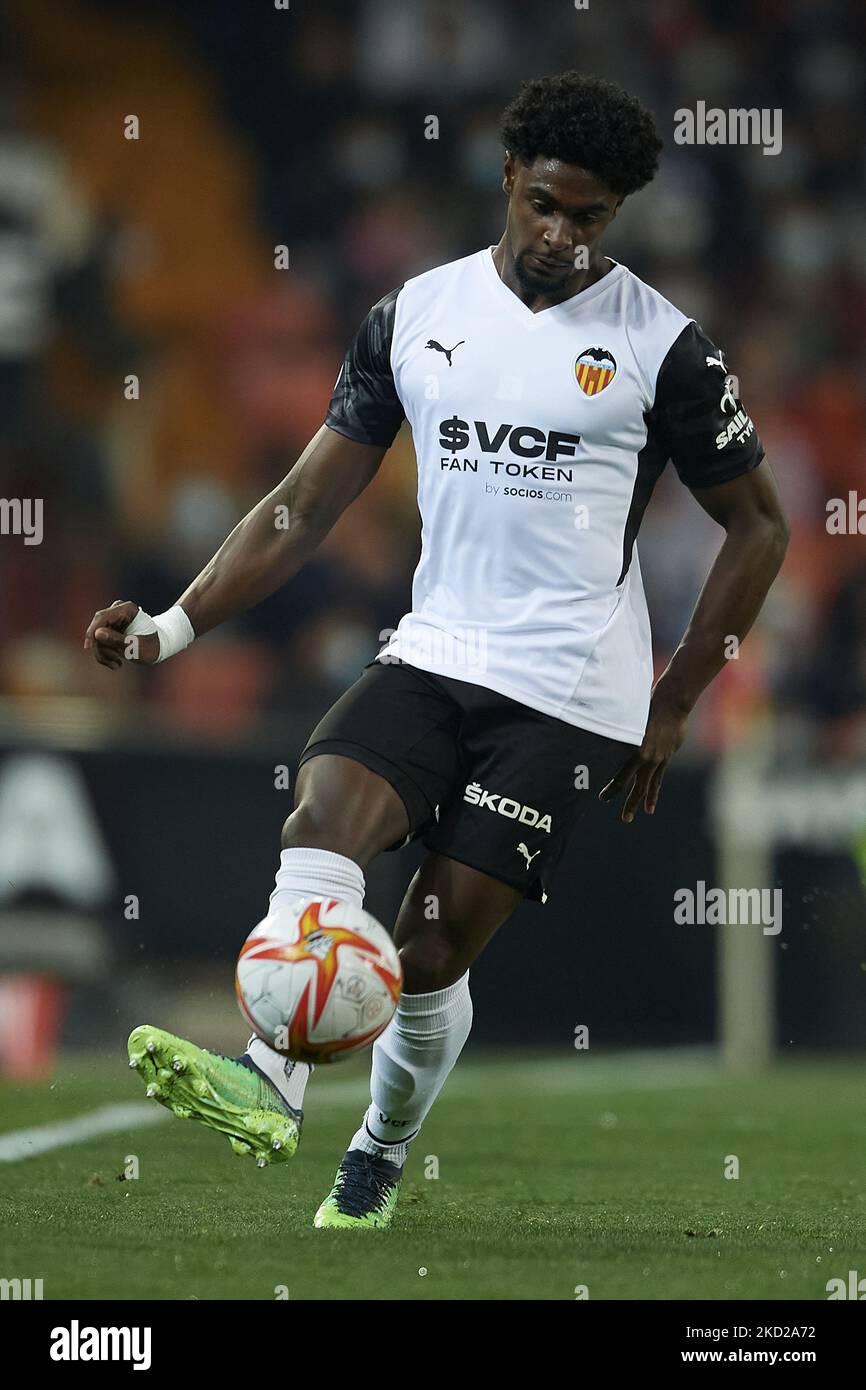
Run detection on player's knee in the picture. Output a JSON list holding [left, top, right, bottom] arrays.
[[279, 795, 378, 865], [280, 802, 351, 857], [399, 932, 465, 994]]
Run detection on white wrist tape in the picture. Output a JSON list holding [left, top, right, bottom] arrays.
[[125, 604, 195, 663]]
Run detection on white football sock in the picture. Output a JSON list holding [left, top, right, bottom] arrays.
[[245, 847, 366, 1112], [246, 1035, 311, 1113], [268, 846, 365, 914], [349, 971, 473, 1166]]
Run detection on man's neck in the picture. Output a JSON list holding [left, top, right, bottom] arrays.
[[491, 239, 614, 313]]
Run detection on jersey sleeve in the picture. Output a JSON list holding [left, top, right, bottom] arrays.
[[325, 286, 406, 448], [654, 321, 765, 488]]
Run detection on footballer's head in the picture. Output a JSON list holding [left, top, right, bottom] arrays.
[[498, 72, 663, 295]]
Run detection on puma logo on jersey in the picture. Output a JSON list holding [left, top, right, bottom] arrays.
[[705, 350, 727, 371], [516, 842, 541, 869], [463, 782, 552, 832], [425, 338, 465, 367]]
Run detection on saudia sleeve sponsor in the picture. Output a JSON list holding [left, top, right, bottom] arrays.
[[658, 325, 764, 485]]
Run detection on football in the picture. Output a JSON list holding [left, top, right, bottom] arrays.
[[235, 897, 402, 1063]]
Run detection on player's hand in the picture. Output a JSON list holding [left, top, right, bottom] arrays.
[[84, 600, 160, 670], [598, 690, 690, 823]]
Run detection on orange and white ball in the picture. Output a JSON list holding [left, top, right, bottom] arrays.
[[235, 898, 402, 1063]]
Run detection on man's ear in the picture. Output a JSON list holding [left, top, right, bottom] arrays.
[[609, 197, 625, 222], [502, 150, 514, 196]]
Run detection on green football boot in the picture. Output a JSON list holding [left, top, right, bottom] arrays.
[[127, 1024, 301, 1166], [314, 1150, 403, 1229]]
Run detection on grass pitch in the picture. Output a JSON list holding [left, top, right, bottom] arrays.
[[1, 1049, 864, 1300]]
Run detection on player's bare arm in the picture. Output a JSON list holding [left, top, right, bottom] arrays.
[[600, 460, 789, 822], [83, 424, 387, 670]]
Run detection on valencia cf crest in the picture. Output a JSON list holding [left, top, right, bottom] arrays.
[[574, 346, 617, 396]]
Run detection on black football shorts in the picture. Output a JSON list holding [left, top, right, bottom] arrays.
[[297, 659, 637, 903]]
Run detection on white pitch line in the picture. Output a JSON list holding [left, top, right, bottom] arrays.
[[0, 1102, 169, 1163], [0, 1051, 718, 1161]]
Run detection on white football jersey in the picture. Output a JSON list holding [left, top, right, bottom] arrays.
[[326, 247, 764, 744]]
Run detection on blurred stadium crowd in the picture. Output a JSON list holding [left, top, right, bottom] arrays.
[[1, 0, 864, 756]]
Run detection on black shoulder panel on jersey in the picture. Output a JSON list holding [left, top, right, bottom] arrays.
[[616, 414, 670, 586], [654, 321, 765, 489], [325, 286, 405, 449], [616, 321, 766, 585]]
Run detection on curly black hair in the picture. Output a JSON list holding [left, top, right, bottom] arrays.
[[499, 72, 663, 197]]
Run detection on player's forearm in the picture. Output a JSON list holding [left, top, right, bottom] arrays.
[[652, 518, 788, 714], [176, 478, 330, 638]]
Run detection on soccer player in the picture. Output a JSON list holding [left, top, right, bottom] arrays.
[[85, 73, 788, 1229]]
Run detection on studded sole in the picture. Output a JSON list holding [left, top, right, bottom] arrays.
[[127, 1025, 300, 1166]]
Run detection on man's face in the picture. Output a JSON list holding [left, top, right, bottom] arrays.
[[502, 153, 622, 295]]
